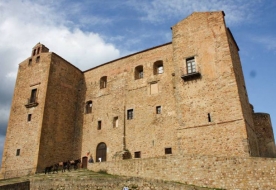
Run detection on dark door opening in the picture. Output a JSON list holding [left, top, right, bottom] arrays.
[[96, 142, 107, 162]]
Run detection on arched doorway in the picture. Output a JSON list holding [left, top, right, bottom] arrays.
[[96, 142, 107, 162]]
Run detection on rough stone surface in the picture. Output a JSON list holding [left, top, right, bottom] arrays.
[[1, 11, 275, 189]]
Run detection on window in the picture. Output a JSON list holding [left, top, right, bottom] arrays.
[[98, 120, 102, 130], [135, 65, 143, 79], [85, 101, 92, 114], [16, 149, 20, 156], [186, 57, 196, 74], [150, 82, 158, 94], [156, 106, 161, 114], [28, 59, 32, 65], [100, 76, 107, 89], [113, 116, 118, 128], [208, 113, 211, 122], [37, 47, 40, 54], [30, 89, 37, 103], [127, 109, 133, 120], [134, 151, 141, 158], [36, 56, 40, 63], [153, 61, 164, 75], [27, 114, 32, 121], [33, 49, 36, 56], [165, 148, 172, 154]]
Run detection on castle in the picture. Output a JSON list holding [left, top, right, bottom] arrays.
[[1, 11, 276, 188]]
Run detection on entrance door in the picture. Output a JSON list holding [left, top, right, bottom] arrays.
[[82, 156, 88, 169], [96, 142, 107, 162]]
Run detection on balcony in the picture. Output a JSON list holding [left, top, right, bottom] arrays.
[[25, 98, 39, 108], [181, 72, 201, 81]]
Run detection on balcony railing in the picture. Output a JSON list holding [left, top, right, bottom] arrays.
[[181, 72, 201, 81], [25, 98, 39, 108]]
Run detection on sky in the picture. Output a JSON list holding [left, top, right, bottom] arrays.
[[0, 0, 275, 164]]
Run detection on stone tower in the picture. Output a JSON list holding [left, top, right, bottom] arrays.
[[1, 43, 83, 178]]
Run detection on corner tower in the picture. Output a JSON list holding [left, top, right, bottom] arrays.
[[1, 43, 84, 178]]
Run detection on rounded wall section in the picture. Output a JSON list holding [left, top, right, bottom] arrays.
[[253, 113, 276, 158]]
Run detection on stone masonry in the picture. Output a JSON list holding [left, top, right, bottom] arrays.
[[1, 11, 276, 188]]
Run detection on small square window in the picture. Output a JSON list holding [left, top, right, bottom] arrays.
[[165, 148, 172, 154], [156, 106, 161, 114], [186, 57, 196, 74], [97, 120, 102, 130], [27, 114, 32, 121], [134, 151, 141, 158], [16, 149, 20, 156], [113, 116, 119, 128], [127, 109, 133, 120]]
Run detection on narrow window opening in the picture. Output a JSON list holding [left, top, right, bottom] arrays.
[[33, 49, 36, 56], [186, 57, 196, 74], [30, 89, 37, 103], [36, 56, 40, 63], [208, 113, 211, 122], [37, 47, 40, 54], [165, 148, 172, 154], [156, 106, 161, 114], [98, 120, 102, 130], [100, 76, 107, 89], [27, 114, 32, 121], [127, 109, 133, 120], [28, 59, 32, 65], [153, 60, 164, 75], [135, 65, 143, 79], [85, 101, 92, 114], [113, 116, 119, 128], [134, 151, 141, 158], [16, 149, 20, 156]]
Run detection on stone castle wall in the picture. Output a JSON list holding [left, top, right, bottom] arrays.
[[1, 11, 275, 182], [36, 53, 84, 171], [253, 113, 276, 157], [89, 154, 276, 190], [1, 44, 52, 177]]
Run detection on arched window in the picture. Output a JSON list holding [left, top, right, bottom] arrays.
[[153, 60, 163, 75], [100, 76, 107, 89], [85, 100, 92, 114], [134, 65, 143, 79], [96, 142, 107, 162]]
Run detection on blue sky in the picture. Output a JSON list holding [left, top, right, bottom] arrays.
[[0, 0, 275, 164]]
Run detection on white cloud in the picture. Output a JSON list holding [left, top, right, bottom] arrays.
[[253, 36, 276, 53], [0, 0, 121, 163], [126, 0, 261, 25]]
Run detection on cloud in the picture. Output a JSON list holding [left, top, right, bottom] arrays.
[[252, 36, 276, 53], [0, 0, 121, 163], [125, 0, 263, 25]]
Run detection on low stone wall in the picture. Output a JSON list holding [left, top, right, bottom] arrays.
[[0, 181, 30, 190], [30, 177, 209, 190], [89, 154, 276, 189]]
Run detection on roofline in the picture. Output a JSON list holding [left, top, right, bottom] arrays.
[[227, 28, 239, 51], [83, 42, 172, 73], [51, 52, 83, 73]]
